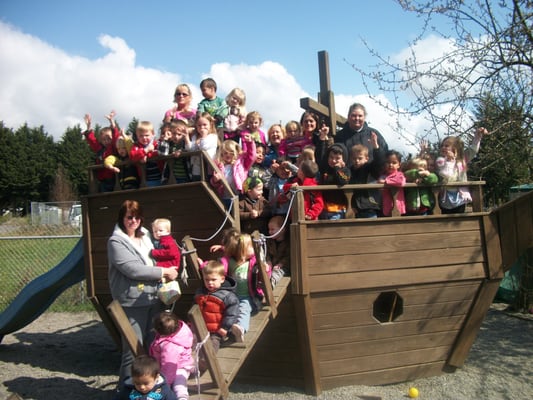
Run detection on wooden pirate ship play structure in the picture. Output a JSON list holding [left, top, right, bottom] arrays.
[[81, 52, 533, 398]]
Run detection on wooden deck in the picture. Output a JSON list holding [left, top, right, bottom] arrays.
[[82, 151, 533, 397]]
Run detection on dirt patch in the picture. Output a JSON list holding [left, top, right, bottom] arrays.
[[1, 304, 532, 400]]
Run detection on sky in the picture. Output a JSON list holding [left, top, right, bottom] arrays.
[[0, 0, 454, 155]]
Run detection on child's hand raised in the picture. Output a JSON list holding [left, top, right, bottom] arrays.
[[84, 114, 92, 129], [369, 132, 379, 149], [242, 132, 252, 142]]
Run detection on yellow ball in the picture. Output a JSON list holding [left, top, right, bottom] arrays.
[[408, 387, 419, 398]]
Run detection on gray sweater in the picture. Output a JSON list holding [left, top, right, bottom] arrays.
[[107, 225, 163, 307]]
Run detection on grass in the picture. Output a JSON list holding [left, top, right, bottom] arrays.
[[0, 236, 93, 313]]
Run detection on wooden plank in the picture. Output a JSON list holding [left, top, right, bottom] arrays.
[[314, 315, 465, 346], [313, 300, 472, 330], [482, 214, 504, 279], [293, 294, 322, 396], [310, 282, 479, 314], [252, 231, 277, 318], [89, 295, 121, 349], [447, 279, 502, 367], [319, 345, 450, 376], [496, 204, 518, 271], [308, 265, 486, 293], [317, 331, 457, 362], [291, 223, 308, 295], [320, 361, 446, 389], [188, 305, 227, 399], [306, 230, 482, 257], [305, 217, 483, 240], [515, 192, 533, 254], [307, 248, 485, 273], [106, 300, 145, 357]]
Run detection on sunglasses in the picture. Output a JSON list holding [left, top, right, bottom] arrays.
[[175, 92, 189, 97], [126, 215, 140, 220]]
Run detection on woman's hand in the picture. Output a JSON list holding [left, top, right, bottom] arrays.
[[163, 267, 178, 281]]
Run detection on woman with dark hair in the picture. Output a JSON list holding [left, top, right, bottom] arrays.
[[108, 200, 178, 393], [333, 103, 388, 166]]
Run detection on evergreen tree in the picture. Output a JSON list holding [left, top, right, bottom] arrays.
[[469, 96, 532, 206]]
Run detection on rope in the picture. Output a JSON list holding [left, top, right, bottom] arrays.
[[188, 197, 235, 243], [194, 332, 211, 397], [262, 187, 302, 240]]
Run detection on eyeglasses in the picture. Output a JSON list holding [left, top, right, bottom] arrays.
[[175, 92, 189, 97], [126, 215, 140, 220]]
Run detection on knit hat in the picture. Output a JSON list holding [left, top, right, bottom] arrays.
[[326, 143, 348, 162], [243, 176, 263, 192]]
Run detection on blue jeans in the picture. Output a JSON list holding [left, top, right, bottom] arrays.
[[356, 209, 378, 218], [236, 296, 253, 332]]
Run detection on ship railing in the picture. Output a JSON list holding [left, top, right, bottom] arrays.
[[87, 150, 234, 197], [290, 181, 486, 221]]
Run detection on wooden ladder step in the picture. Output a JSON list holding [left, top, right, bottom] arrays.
[[188, 276, 291, 400]]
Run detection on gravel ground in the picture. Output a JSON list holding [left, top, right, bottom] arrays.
[[0, 303, 532, 400]]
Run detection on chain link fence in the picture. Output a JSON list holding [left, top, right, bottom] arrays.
[[0, 201, 92, 313]]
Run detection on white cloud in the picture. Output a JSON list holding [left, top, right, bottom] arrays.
[[0, 20, 421, 156], [0, 21, 310, 139]]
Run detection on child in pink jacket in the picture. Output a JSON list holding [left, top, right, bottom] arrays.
[[149, 311, 194, 400], [211, 132, 256, 209], [377, 150, 406, 216]]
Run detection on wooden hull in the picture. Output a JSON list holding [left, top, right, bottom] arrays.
[[82, 180, 532, 396]]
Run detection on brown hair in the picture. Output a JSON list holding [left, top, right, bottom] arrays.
[[117, 200, 144, 238]]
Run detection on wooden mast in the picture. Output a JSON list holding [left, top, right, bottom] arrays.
[[299, 50, 347, 134]]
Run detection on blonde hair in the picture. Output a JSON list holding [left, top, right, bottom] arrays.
[[297, 145, 315, 166], [196, 112, 217, 134], [267, 123, 286, 140], [219, 140, 242, 164], [152, 218, 171, 232], [202, 260, 226, 277], [285, 120, 301, 135], [225, 232, 253, 262], [351, 144, 369, 158], [403, 157, 428, 171], [245, 111, 263, 128], [136, 121, 154, 135], [226, 88, 246, 108]]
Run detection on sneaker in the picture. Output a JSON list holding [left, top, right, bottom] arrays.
[[231, 324, 244, 343]]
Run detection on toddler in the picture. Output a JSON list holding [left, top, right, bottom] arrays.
[[211, 133, 256, 209], [167, 119, 191, 184], [117, 354, 177, 400], [264, 158, 299, 216], [149, 311, 194, 400], [197, 77, 228, 131], [151, 218, 181, 269], [318, 143, 351, 220], [240, 111, 267, 145], [377, 150, 406, 217], [103, 134, 140, 190], [403, 157, 438, 215], [435, 127, 489, 214], [130, 121, 164, 187], [195, 260, 239, 354], [184, 112, 219, 181], [223, 88, 247, 142], [219, 232, 264, 343], [281, 120, 313, 164], [349, 132, 385, 218], [82, 110, 121, 192], [239, 176, 272, 235], [283, 160, 324, 220]]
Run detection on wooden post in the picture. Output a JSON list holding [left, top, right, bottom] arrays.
[[299, 51, 347, 134]]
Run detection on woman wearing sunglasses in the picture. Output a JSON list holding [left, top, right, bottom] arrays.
[[107, 199, 178, 395], [163, 83, 197, 128]]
